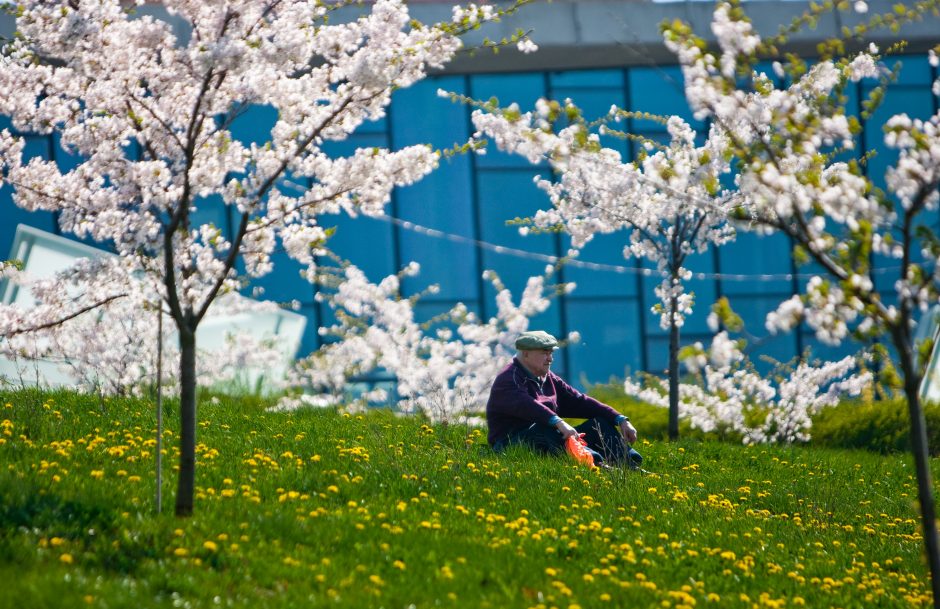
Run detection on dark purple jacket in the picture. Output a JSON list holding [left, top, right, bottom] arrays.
[[486, 357, 622, 446]]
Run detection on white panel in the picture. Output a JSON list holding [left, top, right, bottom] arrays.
[[1, 224, 306, 393]]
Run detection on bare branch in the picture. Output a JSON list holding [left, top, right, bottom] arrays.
[[2, 292, 128, 338]]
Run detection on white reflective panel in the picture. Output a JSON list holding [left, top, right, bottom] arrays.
[[1, 225, 305, 393], [918, 305, 940, 404], [2, 225, 105, 306]]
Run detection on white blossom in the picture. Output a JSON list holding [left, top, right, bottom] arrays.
[[285, 263, 574, 423], [626, 331, 871, 444], [516, 38, 538, 54]]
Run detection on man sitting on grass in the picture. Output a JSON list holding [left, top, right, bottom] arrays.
[[486, 330, 642, 469]]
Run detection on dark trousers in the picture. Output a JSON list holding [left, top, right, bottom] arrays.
[[496, 417, 643, 468]]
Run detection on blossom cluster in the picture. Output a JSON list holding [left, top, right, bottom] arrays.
[[282, 263, 575, 423], [624, 331, 872, 444]]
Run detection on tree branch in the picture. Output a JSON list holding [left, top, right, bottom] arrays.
[[2, 293, 128, 338]]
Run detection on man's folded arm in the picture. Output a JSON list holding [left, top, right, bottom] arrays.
[[489, 375, 558, 424]]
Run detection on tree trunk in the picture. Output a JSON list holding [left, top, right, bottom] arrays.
[[668, 298, 680, 441], [899, 348, 940, 609], [174, 325, 197, 517]]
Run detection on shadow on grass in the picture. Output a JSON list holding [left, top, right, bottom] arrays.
[[0, 480, 167, 575]]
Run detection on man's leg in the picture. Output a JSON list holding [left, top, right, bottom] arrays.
[[576, 418, 643, 468], [503, 423, 567, 456]]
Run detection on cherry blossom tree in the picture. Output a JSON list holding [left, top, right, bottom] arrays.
[[662, 0, 940, 600], [458, 94, 737, 439], [0, 0, 532, 516]]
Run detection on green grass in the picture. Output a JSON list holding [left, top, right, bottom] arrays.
[[0, 388, 936, 608]]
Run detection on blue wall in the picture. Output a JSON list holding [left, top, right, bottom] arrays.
[[3, 56, 938, 386]]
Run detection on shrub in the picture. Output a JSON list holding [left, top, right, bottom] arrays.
[[810, 398, 940, 455]]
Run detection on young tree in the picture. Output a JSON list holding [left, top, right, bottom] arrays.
[[0, 0, 529, 516], [461, 95, 737, 439], [662, 0, 940, 601]]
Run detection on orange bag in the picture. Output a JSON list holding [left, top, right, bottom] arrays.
[[565, 433, 595, 467]]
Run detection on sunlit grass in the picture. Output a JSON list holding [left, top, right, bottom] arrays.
[[0, 388, 934, 608]]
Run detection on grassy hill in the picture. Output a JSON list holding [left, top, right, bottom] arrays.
[[0, 388, 935, 608]]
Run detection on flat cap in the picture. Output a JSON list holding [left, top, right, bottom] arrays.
[[515, 330, 559, 351]]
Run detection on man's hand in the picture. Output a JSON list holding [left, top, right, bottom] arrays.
[[554, 419, 579, 440], [619, 419, 638, 444]]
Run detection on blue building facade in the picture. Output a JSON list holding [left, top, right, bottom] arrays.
[[2, 2, 938, 385]]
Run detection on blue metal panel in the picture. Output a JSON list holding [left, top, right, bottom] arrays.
[[391, 77, 478, 300], [52, 132, 84, 172], [550, 69, 624, 88], [627, 66, 701, 128], [296, 302, 323, 354], [251, 249, 314, 302], [561, 231, 638, 297], [392, 76, 469, 147], [565, 298, 643, 384], [321, 132, 389, 158], [396, 174, 479, 300], [325, 213, 396, 281], [719, 232, 793, 296], [476, 168, 559, 300], [891, 54, 934, 85]]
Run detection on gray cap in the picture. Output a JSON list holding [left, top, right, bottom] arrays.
[[515, 330, 559, 351]]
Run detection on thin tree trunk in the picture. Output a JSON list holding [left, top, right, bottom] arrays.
[[898, 346, 940, 609], [668, 297, 680, 441], [156, 306, 163, 514], [175, 325, 197, 517]]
